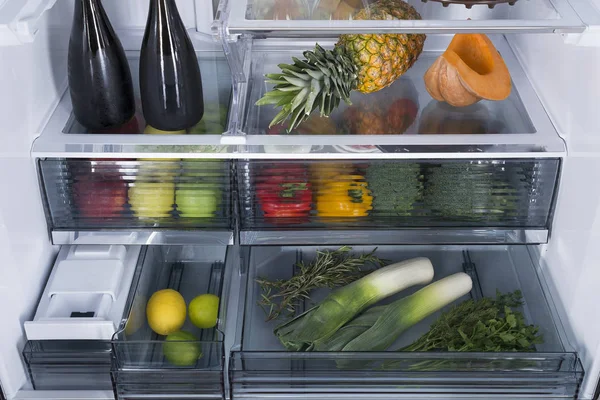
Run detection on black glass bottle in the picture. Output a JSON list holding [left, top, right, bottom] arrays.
[[68, 0, 135, 131], [140, 0, 204, 131]]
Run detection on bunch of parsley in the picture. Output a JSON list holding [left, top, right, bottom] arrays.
[[382, 290, 543, 371]]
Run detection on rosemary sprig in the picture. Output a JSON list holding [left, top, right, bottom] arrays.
[[257, 246, 387, 321]]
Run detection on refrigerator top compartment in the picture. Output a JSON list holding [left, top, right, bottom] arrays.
[[24, 245, 142, 341], [218, 0, 586, 36]]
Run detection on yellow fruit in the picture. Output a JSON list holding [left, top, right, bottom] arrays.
[[124, 295, 146, 336], [146, 289, 187, 335], [144, 125, 186, 134], [129, 181, 175, 218], [188, 294, 220, 329]]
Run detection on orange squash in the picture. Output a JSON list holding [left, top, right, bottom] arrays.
[[424, 34, 511, 107]]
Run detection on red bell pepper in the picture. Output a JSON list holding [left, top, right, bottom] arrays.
[[256, 165, 312, 219]]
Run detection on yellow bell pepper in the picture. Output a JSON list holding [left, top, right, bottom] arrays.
[[316, 174, 373, 217]]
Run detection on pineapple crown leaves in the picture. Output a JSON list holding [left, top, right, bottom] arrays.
[[256, 44, 359, 132]]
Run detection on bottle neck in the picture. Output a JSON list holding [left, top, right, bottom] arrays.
[[149, 0, 182, 22]]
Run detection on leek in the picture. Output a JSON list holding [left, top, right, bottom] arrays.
[[314, 305, 385, 351], [340, 273, 473, 359], [274, 257, 434, 351]]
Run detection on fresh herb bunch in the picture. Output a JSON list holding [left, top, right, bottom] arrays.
[[401, 290, 543, 352], [382, 290, 543, 371], [257, 246, 387, 321]]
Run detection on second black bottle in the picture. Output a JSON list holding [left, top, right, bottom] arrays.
[[140, 0, 204, 131]]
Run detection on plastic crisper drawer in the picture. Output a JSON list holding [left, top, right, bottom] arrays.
[[237, 159, 560, 245], [39, 159, 234, 244], [230, 245, 583, 399], [111, 245, 230, 400]]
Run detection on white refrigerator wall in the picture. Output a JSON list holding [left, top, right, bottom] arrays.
[[513, 33, 600, 399]]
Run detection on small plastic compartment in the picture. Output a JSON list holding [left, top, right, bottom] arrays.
[[22, 340, 112, 390], [39, 159, 234, 232], [111, 245, 229, 400], [237, 158, 559, 243], [230, 245, 583, 398]]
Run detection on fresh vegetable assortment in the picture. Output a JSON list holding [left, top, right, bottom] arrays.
[[258, 249, 544, 364], [256, 164, 312, 219]]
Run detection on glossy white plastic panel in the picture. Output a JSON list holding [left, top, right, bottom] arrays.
[[0, 0, 214, 46], [218, 0, 586, 36], [510, 33, 600, 399]]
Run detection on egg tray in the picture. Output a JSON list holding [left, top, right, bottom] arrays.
[[421, 0, 518, 9]]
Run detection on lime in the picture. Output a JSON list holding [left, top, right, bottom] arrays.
[[189, 294, 220, 329], [163, 331, 202, 366], [146, 289, 186, 335]]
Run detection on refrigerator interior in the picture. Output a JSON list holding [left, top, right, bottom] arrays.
[[0, 0, 600, 399]]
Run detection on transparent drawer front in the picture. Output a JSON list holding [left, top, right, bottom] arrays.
[[237, 159, 559, 243], [230, 245, 583, 398], [39, 159, 233, 232], [23, 340, 112, 390], [224, 0, 584, 34], [112, 246, 228, 399]]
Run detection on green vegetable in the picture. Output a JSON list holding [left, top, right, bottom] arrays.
[[382, 290, 544, 371], [257, 246, 388, 321], [274, 257, 435, 351], [338, 273, 473, 368], [314, 305, 385, 351], [366, 162, 422, 216], [425, 163, 518, 221]]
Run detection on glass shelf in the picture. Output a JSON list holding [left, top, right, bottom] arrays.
[[32, 48, 236, 159], [239, 34, 566, 157], [220, 0, 585, 36]]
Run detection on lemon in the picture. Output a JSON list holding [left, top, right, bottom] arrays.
[[144, 125, 186, 134], [188, 294, 220, 329], [163, 331, 202, 366], [146, 289, 186, 335]]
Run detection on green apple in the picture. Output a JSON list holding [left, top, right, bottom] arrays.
[[176, 184, 220, 218], [163, 331, 202, 367]]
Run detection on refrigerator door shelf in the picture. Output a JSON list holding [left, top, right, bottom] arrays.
[[230, 245, 584, 398]]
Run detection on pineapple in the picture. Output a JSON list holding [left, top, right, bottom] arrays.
[[256, 0, 425, 131], [343, 104, 388, 135]]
